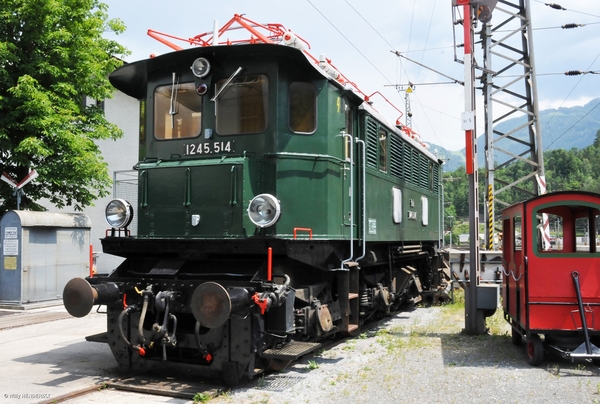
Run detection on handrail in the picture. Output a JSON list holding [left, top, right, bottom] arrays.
[[293, 228, 313, 239], [262, 152, 346, 165], [355, 138, 366, 262], [341, 132, 353, 271]]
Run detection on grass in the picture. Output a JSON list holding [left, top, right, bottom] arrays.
[[369, 287, 515, 365], [193, 392, 210, 403], [307, 360, 320, 370]]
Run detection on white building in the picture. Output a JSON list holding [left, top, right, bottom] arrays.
[[42, 90, 140, 274]]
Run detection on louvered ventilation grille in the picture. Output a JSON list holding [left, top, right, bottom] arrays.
[[365, 119, 378, 168]]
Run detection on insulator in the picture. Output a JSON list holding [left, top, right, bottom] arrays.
[[561, 23, 581, 29], [564, 70, 583, 76], [545, 3, 566, 11]]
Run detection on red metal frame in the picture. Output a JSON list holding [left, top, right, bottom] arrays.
[[145, 14, 413, 128], [293, 228, 313, 240], [502, 192, 600, 350]]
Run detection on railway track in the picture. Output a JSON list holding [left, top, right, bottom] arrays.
[[37, 334, 356, 403], [1, 304, 374, 403]]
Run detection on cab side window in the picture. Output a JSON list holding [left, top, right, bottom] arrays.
[[289, 82, 316, 134]]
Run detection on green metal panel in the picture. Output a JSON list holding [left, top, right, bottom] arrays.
[[359, 115, 441, 243], [136, 157, 258, 238], [271, 154, 346, 239]]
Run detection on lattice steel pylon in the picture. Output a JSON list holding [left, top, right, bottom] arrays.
[[481, 0, 545, 250]]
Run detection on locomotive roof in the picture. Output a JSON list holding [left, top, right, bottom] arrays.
[[110, 43, 440, 164], [109, 43, 360, 102]]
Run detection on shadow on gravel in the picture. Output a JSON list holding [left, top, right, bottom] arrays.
[[438, 332, 600, 377]]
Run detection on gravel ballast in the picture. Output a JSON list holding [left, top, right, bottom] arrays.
[[212, 304, 600, 404]]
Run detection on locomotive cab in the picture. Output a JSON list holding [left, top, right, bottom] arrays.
[[109, 44, 361, 241]]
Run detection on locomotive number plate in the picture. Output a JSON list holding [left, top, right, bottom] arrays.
[[184, 141, 235, 156]]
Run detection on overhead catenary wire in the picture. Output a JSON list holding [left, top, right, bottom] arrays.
[[306, 0, 597, 157], [306, 0, 454, 158], [304, 0, 394, 86], [533, 0, 600, 19], [362, 0, 459, 153]]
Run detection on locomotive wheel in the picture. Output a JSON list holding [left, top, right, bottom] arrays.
[[511, 327, 522, 346], [527, 334, 544, 366]]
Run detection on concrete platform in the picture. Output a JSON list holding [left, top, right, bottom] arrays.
[[0, 305, 193, 404]]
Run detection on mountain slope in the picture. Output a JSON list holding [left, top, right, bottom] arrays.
[[429, 98, 600, 172]]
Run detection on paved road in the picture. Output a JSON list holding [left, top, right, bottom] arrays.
[[0, 305, 204, 404]]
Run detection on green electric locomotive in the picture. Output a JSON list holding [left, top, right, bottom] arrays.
[[63, 15, 445, 385]]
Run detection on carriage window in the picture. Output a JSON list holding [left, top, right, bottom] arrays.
[[289, 82, 316, 133], [535, 206, 599, 253], [538, 213, 563, 251], [514, 216, 522, 251], [379, 129, 388, 172], [216, 75, 268, 135], [154, 82, 202, 139], [575, 216, 592, 252]]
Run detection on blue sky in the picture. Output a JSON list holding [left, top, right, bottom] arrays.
[[102, 0, 600, 151]]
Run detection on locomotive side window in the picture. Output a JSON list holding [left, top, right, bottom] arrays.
[[216, 75, 268, 135], [392, 187, 402, 223], [289, 82, 316, 133], [378, 129, 388, 172], [421, 196, 429, 226], [344, 98, 354, 161], [154, 82, 202, 139]]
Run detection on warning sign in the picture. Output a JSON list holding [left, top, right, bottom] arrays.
[[4, 227, 17, 239], [3, 239, 18, 256], [4, 256, 17, 270]]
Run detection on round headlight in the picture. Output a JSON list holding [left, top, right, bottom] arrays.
[[191, 57, 211, 78], [105, 199, 133, 229], [247, 194, 281, 228]]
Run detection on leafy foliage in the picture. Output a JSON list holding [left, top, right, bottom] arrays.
[[0, 0, 129, 212]]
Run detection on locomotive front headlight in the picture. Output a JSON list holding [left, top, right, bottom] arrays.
[[247, 194, 281, 228], [191, 57, 211, 78], [105, 198, 134, 229]]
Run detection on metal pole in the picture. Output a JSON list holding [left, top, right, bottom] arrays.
[[483, 23, 495, 251], [461, 1, 485, 335]]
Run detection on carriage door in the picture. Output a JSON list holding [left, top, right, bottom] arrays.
[[502, 208, 524, 326]]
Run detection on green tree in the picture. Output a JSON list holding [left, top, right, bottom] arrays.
[[0, 0, 129, 212]]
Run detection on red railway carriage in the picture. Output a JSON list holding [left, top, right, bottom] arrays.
[[502, 191, 600, 365]]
